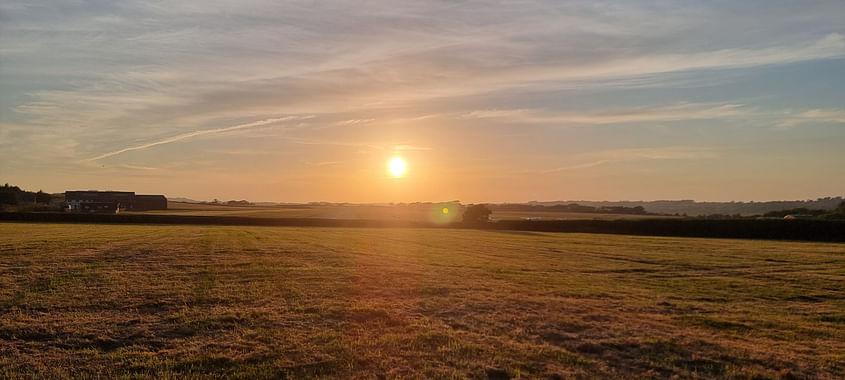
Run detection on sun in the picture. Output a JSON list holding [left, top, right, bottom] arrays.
[[388, 157, 406, 178]]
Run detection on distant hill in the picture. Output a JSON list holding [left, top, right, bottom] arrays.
[[526, 197, 845, 216], [169, 197, 204, 203]]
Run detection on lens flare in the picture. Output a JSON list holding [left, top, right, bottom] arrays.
[[431, 202, 460, 224]]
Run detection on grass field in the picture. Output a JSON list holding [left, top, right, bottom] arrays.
[[1, 223, 843, 379]]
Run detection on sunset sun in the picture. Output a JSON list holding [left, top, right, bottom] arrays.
[[389, 157, 406, 178]]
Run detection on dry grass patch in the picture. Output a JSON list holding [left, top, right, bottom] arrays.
[[1, 222, 843, 379]]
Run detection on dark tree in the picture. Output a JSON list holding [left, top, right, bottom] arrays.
[[825, 201, 845, 220], [0, 184, 21, 205], [226, 200, 251, 206], [35, 190, 51, 204], [462, 204, 491, 223]]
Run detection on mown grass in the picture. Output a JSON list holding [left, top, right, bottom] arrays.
[[0, 222, 843, 379]]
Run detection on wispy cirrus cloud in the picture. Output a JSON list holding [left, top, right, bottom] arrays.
[[82, 116, 309, 162], [540, 146, 720, 173], [333, 119, 375, 126], [541, 160, 612, 173], [307, 161, 343, 167], [777, 108, 845, 129], [284, 138, 431, 153], [392, 144, 431, 151], [461, 103, 749, 125]]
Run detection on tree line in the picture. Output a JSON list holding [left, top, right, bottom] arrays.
[[761, 202, 845, 220], [489, 203, 648, 215], [0, 184, 52, 205]]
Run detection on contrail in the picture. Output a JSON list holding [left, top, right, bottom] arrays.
[[83, 116, 305, 162]]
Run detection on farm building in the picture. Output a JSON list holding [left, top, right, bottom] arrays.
[[64, 191, 167, 212], [78, 201, 121, 214], [65, 191, 134, 211], [134, 195, 167, 210]]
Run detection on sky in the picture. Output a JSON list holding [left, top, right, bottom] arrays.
[[1, 0, 844, 203]]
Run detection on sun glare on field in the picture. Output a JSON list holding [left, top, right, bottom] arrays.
[[389, 157, 406, 178]]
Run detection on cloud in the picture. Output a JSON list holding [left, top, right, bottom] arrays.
[[284, 138, 431, 153], [540, 146, 719, 173], [599, 146, 720, 161], [334, 119, 375, 126], [461, 103, 749, 125], [308, 161, 343, 166], [392, 144, 431, 151], [6, 6, 842, 136], [114, 164, 159, 171], [777, 108, 845, 128], [82, 116, 308, 162], [542, 160, 612, 173], [387, 114, 442, 123], [287, 138, 382, 150]]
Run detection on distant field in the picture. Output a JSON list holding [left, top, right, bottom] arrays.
[[1, 223, 843, 379], [125, 202, 334, 218], [130, 202, 448, 221], [133, 202, 668, 221]]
